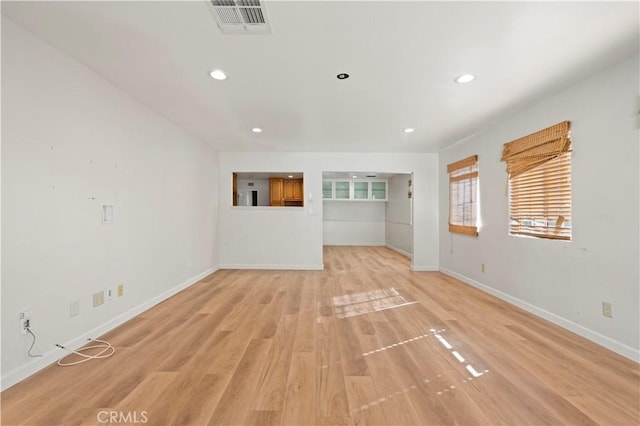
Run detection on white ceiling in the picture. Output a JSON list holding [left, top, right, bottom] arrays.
[[2, 1, 638, 153], [322, 171, 403, 180], [237, 172, 304, 180], [236, 172, 399, 180]]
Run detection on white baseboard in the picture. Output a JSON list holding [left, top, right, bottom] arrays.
[[322, 242, 386, 247], [219, 264, 324, 271], [385, 244, 412, 259], [412, 265, 439, 272], [1, 266, 219, 391], [440, 267, 640, 363]]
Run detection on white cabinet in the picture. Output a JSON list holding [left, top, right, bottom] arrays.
[[323, 179, 387, 201], [334, 180, 351, 200], [353, 181, 369, 200], [371, 181, 387, 200], [322, 180, 333, 199]]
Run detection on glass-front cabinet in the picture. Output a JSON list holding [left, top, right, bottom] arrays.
[[353, 181, 369, 200], [371, 181, 386, 200], [322, 180, 333, 199], [334, 181, 351, 200], [322, 179, 387, 201]]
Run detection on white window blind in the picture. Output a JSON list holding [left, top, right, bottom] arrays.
[[448, 155, 478, 236]]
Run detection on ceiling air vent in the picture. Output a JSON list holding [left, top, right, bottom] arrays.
[[208, 0, 272, 34]]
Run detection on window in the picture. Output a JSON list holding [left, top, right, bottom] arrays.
[[447, 155, 479, 236], [501, 121, 571, 240], [232, 172, 304, 207]]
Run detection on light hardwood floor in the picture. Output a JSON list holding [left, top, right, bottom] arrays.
[[2, 246, 639, 425]]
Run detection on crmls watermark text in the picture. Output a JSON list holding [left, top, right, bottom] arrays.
[[97, 410, 148, 424]]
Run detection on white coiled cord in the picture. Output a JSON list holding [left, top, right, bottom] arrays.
[[26, 327, 115, 366], [55, 338, 115, 366]]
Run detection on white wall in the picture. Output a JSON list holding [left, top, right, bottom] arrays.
[[1, 18, 219, 388], [218, 152, 439, 270], [323, 201, 386, 246], [237, 178, 269, 206], [386, 174, 413, 257], [439, 55, 639, 361]]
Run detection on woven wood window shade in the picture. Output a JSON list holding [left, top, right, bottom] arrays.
[[448, 155, 478, 236], [501, 121, 571, 178], [502, 121, 572, 240]]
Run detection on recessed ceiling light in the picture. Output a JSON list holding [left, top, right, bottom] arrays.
[[455, 74, 475, 84], [251, 127, 262, 133], [352, 175, 358, 178], [288, 175, 294, 178], [403, 128, 415, 133], [337, 73, 350, 80], [209, 69, 227, 80]]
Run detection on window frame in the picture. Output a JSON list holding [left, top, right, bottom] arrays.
[[501, 121, 572, 241], [447, 155, 479, 236], [508, 152, 572, 240]]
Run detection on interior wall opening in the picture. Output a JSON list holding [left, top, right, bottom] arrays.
[[322, 171, 414, 260]]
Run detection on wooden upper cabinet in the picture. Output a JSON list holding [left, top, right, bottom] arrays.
[[283, 179, 294, 200], [232, 173, 238, 206], [293, 179, 303, 200], [271, 177, 303, 206], [284, 179, 303, 201], [270, 178, 284, 206], [283, 179, 304, 202]]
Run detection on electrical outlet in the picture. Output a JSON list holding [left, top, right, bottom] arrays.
[[19, 309, 32, 335], [93, 291, 105, 307], [117, 284, 124, 297], [602, 302, 613, 318], [481, 263, 486, 273], [20, 318, 30, 335], [105, 287, 115, 301]]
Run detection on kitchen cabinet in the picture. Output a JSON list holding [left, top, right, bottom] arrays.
[[322, 179, 387, 201], [371, 181, 387, 200], [233, 173, 238, 206], [284, 179, 303, 201], [271, 178, 303, 206], [334, 180, 351, 200], [322, 180, 333, 199], [353, 181, 369, 200], [270, 178, 284, 206]]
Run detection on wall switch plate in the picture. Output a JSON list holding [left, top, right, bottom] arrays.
[[93, 291, 105, 307], [102, 204, 114, 224], [70, 300, 80, 317], [602, 302, 613, 318]]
